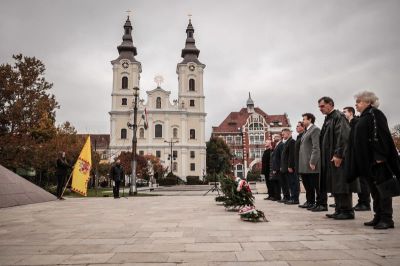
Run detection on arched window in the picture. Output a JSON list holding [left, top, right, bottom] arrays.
[[190, 129, 195, 139], [120, 128, 127, 139], [122, 98, 127, 105], [189, 79, 195, 91], [155, 124, 162, 138], [139, 128, 144, 138], [173, 128, 178, 138], [122, 77, 128, 89], [156, 97, 161, 109]]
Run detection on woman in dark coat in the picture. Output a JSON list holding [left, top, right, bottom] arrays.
[[346, 91, 400, 229], [56, 151, 71, 200], [261, 140, 272, 200]]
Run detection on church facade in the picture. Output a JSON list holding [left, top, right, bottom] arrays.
[[109, 16, 207, 180]]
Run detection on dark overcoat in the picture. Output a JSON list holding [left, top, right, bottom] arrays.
[[261, 148, 271, 177], [294, 132, 304, 174], [280, 137, 296, 174], [110, 164, 125, 182], [346, 106, 400, 183], [320, 110, 359, 193], [272, 141, 284, 173]]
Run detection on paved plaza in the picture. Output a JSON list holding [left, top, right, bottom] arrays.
[[1, 184, 400, 266]]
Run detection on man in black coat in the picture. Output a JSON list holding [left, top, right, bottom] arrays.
[[343, 106, 371, 211], [56, 151, 71, 200], [270, 134, 284, 201], [262, 140, 272, 200], [280, 129, 298, 204], [109, 159, 125, 199], [347, 91, 400, 229], [319, 96, 360, 218]]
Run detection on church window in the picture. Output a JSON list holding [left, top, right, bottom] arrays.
[[155, 124, 162, 138], [189, 79, 195, 91], [190, 100, 195, 107], [122, 98, 127, 105], [190, 129, 196, 139], [122, 77, 128, 89], [156, 150, 161, 158], [190, 163, 195, 171], [139, 150, 144, 156], [121, 128, 127, 139], [173, 150, 178, 159], [173, 128, 178, 138], [139, 128, 144, 138], [156, 97, 162, 109], [173, 162, 178, 172], [190, 151, 195, 158]]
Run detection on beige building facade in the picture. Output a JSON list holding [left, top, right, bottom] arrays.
[[109, 16, 206, 180]]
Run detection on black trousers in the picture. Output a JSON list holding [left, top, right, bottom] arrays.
[[287, 172, 300, 201], [334, 193, 353, 213], [366, 163, 393, 222], [265, 175, 272, 196], [270, 177, 281, 200], [301, 173, 319, 204], [280, 173, 290, 199], [56, 174, 66, 198], [357, 177, 371, 205], [113, 180, 121, 198], [317, 174, 328, 206]]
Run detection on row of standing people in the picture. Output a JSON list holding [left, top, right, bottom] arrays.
[[261, 91, 400, 230]]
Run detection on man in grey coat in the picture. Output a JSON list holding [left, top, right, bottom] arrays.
[[298, 113, 321, 210], [319, 97, 360, 219]]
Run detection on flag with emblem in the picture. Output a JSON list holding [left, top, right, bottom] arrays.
[[71, 136, 92, 196]]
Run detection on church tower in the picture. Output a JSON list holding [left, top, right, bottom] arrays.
[[109, 16, 142, 154]]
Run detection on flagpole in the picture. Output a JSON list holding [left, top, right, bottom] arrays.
[[60, 170, 73, 198]]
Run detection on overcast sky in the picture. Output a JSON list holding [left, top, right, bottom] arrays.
[[1, 0, 399, 138]]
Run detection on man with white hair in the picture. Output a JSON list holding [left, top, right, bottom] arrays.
[[346, 91, 400, 229]]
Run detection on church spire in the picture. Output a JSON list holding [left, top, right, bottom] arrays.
[[113, 16, 139, 63], [247, 92, 255, 113], [180, 17, 203, 65]]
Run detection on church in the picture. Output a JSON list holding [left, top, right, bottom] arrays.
[[109, 16, 207, 181]]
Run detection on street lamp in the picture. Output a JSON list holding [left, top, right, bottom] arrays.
[[164, 139, 178, 174], [127, 86, 140, 196]]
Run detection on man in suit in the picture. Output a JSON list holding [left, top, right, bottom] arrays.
[[270, 134, 284, 201], [298, 113, 321, 210], [280, 128, 299, 204], [262, 140, 273, 200], [109, 159, 125, 199]]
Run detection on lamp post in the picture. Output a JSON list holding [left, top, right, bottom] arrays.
[[127, 86, 140, 196], [164, 139, 178, 174]]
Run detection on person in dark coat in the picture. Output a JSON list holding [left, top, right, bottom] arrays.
[[280, 128, 299, 204], [298, 113, 321, 210], [318, 96, 360, 218], [262, 140, 272, 200], [343, 106, 371, 211], [347, 91, 400, 229], [270, 134, 284, 201], [56, 151, 71, 200], [109, 159, 125, 199]]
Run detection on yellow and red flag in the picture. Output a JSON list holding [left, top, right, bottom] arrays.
[[71, 136, 92, 196]]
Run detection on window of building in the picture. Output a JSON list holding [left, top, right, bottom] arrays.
[[190, 129, 195, 139], [190, 151, 195, 158], [155, 124, 162, 138], [173, 128, 178, 138], [226, 136, 233, 144], [122, 98, 127, 105], [121, 128, 127, 139], [156, 97, 161, 109], [173, 162, 178, 172], [189, 79, 195, 91], [156, 150, 161, 158], [249, 133, 264, 145], [122, 77, 128, 89], [139, 150, 144, 156], [139, 128, 144, 138], [236, 164, 243, 178], [234, 150, 243, 159], [190, 163, 195, 171], [173, 150, 178, 159], [249, 148, 263, 159], [190, 99, 195, 107], [235, 136, 242, 145]]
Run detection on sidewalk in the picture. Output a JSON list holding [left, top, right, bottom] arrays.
[[0, 192, 399, 265]]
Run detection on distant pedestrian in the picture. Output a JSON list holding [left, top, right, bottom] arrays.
[[343, 106, 371, 211], [298, 113, 321, 210], [319, 96, 360, 218], [56, 151, 71, 200], [347, 91, 400, 229], [110, 159, 125, 199]]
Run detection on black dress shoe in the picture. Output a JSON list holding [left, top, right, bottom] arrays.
[[326, 212, 340, 218], [354, 203, 371, 211], [312, 205, 328, 212], [374, 221, 394, 229], [285, 200, 300, 205], [334, 212, 355, 220], [329, 203, 336, 208], [278, 199, 288, 203], [298, 202, 309, 208], [307, 204, 317, 210], [271, 197, 280, 201], [364, 217, 380, 226]]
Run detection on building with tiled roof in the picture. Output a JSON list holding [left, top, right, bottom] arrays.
[[211, 93, 291, 178]]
